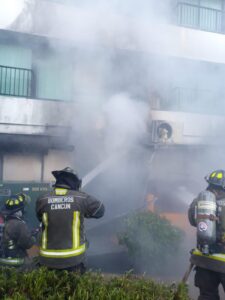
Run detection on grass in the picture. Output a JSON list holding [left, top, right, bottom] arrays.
[[0, 267, 190, 300]]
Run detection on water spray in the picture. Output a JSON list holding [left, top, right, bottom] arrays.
[[82, 151, 127, 188]]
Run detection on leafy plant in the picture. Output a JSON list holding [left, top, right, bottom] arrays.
[[118, 211, 184, 274], [0, 267, 190, 300]]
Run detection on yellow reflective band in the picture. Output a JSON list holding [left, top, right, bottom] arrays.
[[217, 172, 223, 179], [9, 200, 13, 206], [42, 212, 48, 250], [198, 201, 216, 210], [40, 244, 86, 258], [55, 188, 68, 196], [40, 210, 85, 258], [0, 257, 24, 266], [193, 249, 225, 262], [211, 172, 216, 178], [73, 211, 80, 248], [15, 200, 19, 205]]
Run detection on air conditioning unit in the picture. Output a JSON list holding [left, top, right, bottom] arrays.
[[150, 110, 225, 146], [150, 120, 184, 145]]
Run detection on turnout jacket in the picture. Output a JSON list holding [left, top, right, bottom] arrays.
[[0, 216, 34, 266], [189, 190, 225, 273], [36, 187, 104, 269]]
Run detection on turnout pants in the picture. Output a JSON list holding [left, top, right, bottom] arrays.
[[195, 266, 225, 300], [47, 263, 86, 274]]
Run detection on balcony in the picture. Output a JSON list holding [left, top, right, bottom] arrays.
[[0, 65, 33, 98], [162, 87, 224, 116], [0, 64, 73, 150], [177, 2, 225, 34], [0, 94, 74, 151]]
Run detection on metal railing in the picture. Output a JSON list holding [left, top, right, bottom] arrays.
[[164, 87, 224, 115], [177, 2, 224, 33], [0, 65, 33, 98]]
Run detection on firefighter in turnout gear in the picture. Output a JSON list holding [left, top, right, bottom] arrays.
[[0, 194, 35, 268], [36, 167, 105, 272], [188, 170, 225, 300]]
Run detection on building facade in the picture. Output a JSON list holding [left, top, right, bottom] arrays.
[[0, 0, 225, 182]]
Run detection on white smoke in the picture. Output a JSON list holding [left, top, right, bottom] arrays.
[[103, 94, 148, 152], [0, 0, 25, 28], [176, 186, 195, 207]]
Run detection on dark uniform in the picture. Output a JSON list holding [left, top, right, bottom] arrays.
[[188, 170, 225, 300], [36, 167, 105, 271], [0, 194, 35, 268]]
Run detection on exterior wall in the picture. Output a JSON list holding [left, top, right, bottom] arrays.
[[0, 95, 73, 135], [151, 110, 225, 145], [34, 54, 73, 101], [0, 44, 32, 68], [163, 25, 225, 64], [43, 149, 74, 181], [2, 149, 75, 182], [3, 154, 42, 181], [117, 22, 225, 65], [6, 0, 225, 65]]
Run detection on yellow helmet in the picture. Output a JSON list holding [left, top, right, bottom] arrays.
[[4, 194, 26, 213], [205, 170, 225, 189]]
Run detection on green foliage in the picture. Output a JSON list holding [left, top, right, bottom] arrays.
[[0, 267, 189, 300], [118, 211, 183, 274], [173, 283, 189, 300]]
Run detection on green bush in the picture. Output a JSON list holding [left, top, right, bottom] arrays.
[[0, 267, 189, 300], [118, 211, 183, 274]]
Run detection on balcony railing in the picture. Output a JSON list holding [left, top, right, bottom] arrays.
[[0, 65, 33, 98], [177, 2, 224, 33], [163, 87, 224, 116]]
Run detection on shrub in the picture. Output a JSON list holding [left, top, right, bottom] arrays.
[[118, 211, 184, 274], [0, 267, 189, 300]]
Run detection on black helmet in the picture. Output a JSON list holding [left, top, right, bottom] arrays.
[[52, 167, 82, 190], [2, 194, 26, 215], [205, 170, 225, 189]]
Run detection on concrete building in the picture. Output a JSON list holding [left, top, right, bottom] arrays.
[[0, 0, 225, 192], [0, 9, 75, 182]]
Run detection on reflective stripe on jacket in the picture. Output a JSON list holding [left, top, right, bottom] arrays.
[[0, 257, 24, 266], [40, 210, 86, 258], [191, 248, 225, 273], [36, 187, 104, 269]]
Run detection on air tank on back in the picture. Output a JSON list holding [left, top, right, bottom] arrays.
[[196, 190, 217, 255]]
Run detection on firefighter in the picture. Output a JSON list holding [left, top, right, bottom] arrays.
[[0, 193, 35, 268], [36, 167, 105, 272], [188, 170, 225, 300]]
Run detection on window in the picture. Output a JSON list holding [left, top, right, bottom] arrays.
[[177, 0, 223, 33], [34, 53, 73, 101], [200, 0, 222, 10]]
